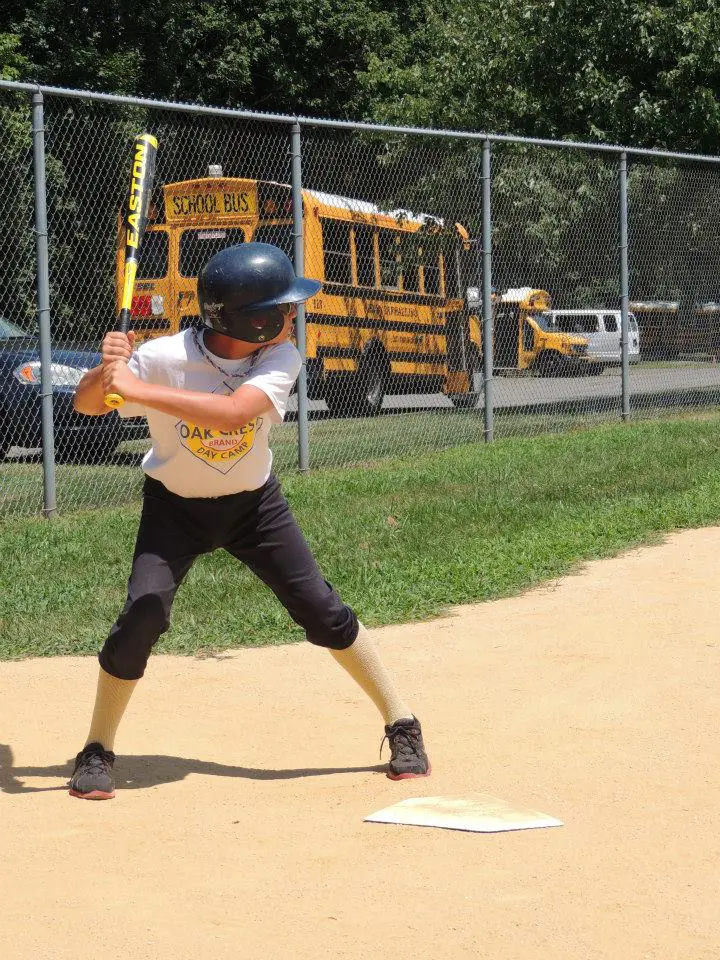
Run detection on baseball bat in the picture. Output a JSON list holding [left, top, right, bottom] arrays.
[[104, 132, 158, 408]]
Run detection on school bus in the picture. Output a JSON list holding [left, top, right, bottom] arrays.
[[491, 288, 591, 376], [118, 175, 482, 416], [118, 175, 598, 416]]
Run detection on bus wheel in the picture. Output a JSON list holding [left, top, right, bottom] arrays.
[[324, 349, 388, 418], [357, 350, 388, 416], [324, 374, 351, 417], [536, 351, 563, 377]]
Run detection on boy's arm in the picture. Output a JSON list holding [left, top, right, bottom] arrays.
[[73, 331, 137, 417], [102, 359, 273, 430], [73, 364, 113, 416]]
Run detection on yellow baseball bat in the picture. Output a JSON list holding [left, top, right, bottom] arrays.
[[104, 132, 158, 408]]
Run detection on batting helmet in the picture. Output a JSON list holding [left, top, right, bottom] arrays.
[[197, 242, 322, 343]]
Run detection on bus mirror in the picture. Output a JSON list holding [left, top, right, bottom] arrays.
[[466, 286, 481, 309], [455, 223, 471, 250]]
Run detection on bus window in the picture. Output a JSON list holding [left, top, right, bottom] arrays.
[[603, 313, 618, 332], [354, 225, 376, 287], [420, 248, 441, 295], [443, 245, 460, 298], [399, 238, 420, 293], [378, 229, 401, 289], [137, 231, 169, 280], [320, 219, 352, 285], [424, 264, 441, 295], [252, 223, 294, 259], [554, 313, 598, 334], [522, 320, 535, 351], [179, 228, 246, 278]]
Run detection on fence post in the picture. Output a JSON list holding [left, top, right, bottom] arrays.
[[290, 121, 310, 471], [31, 90, 57, 516], [619, 150, 630, 422], [481, 138, 494, 442]]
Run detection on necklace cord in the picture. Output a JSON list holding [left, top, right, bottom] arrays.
[[192, 327, 259, 378]]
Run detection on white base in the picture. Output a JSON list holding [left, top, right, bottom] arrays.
[[365, 794, 563, 833]]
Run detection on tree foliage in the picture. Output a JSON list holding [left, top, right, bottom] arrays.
[[1, 2, 719, 339], [2, 0, 421, 118], [4, 2, 718, 151], [363, 0, 720, 153]]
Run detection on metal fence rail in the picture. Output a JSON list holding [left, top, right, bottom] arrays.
[[1, 80, 719, 519]]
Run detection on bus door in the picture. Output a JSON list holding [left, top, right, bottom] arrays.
[[173, 225, 248, 330], [128, 227, 173, 340], [444, 309, 470, 373], [519, 314, 538, 369], [493, 306, 520, 368]]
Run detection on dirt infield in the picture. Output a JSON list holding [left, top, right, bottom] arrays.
[[2, 528, 719, 960]]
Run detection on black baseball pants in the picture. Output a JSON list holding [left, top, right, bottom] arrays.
[[99, 475, 359, 680]]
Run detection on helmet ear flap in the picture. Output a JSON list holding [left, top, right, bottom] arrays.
[[220, 305, 286, 343], [247, 307, 286, 343]]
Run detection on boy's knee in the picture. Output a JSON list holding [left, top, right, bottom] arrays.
[[99, 594, 171, 680], [305, 605, 359, 651]]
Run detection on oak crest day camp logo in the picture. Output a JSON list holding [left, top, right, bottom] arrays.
[[176, 418, 262, 473]]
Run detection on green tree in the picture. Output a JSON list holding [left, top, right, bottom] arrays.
[[3, 1, 720, 340], [0, 36, 34, 328], [363, 0, 720, 153], [3, 0, 422, 118]]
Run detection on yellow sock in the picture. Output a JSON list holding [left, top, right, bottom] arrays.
[[85, 667, 138, 752], [330, 623, 413, 725]]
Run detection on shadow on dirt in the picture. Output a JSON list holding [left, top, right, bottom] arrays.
[[0, 743, 386, 794]]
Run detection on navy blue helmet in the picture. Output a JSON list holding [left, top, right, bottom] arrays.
[[197, 242, 322, 343]]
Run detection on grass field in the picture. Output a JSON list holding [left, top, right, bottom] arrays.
[[3, 383, 718, 520], [2, 414, 720, 661], [0, 403, 652, 518]]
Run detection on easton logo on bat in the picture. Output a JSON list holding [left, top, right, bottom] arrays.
[[125, 135, 157, 250]]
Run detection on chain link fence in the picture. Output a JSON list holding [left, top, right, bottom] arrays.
[[1, 81, 719, 519]]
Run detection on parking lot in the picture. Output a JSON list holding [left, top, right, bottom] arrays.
[[288, 363, 720, 416], [5, 363, 720, 463]]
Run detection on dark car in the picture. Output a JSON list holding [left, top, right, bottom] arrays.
[[0, 316, 146, 462]]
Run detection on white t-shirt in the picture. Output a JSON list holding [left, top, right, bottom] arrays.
[[117, 329, 301, 497]]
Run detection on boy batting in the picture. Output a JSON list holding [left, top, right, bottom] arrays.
[[70, 242, 430, 799]]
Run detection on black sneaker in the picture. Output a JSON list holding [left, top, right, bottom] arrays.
[[382, 716, 431, 780], [68, 742, 116, 800]]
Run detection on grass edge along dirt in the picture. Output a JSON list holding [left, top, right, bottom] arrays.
[[2, 415, 720, 660]]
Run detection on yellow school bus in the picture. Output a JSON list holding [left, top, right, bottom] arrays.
[[117, 175, 481, 416], [492, 288, 591, 376]]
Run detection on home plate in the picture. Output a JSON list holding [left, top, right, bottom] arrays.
[[364, 795, 563, 833]]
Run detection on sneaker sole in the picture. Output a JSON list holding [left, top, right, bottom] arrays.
[[386, 763, 432, 781], [68, 788, 115, 800]]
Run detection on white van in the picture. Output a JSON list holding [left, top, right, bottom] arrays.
[[546, 310, 640, 367]]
